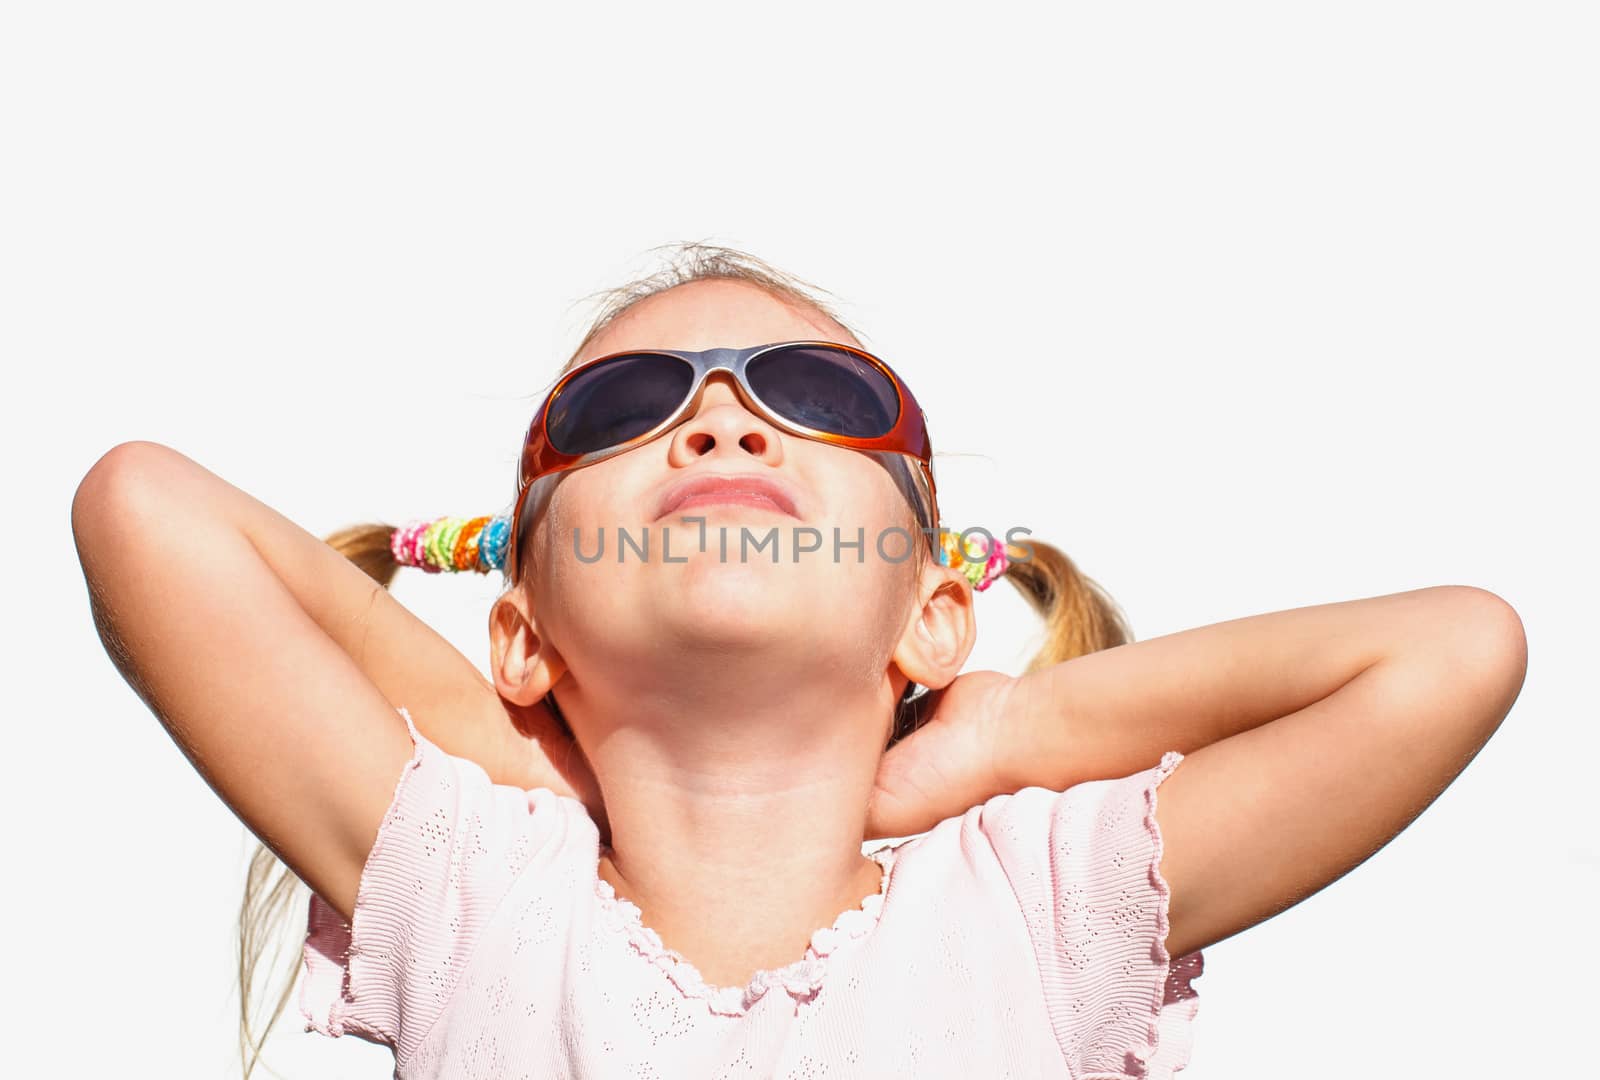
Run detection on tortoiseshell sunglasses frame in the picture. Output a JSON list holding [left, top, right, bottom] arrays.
[[507, 340, 940, 581]]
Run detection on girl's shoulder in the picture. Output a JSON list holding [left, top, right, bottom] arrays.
[[300, 705, 597, 1058], [881, 753, 1205, 1078]]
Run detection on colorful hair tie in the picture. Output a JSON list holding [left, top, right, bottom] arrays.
[[936, 530, 1011, 592], [391, 514, 513, 574], [399, 521, 431, 570], [389, 522, 412, 567], [478, 516, 509, 572], [452, 516, 492, 571], [422, 519, 447, 571]]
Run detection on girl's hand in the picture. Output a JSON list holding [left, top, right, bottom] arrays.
[[865, 669, 1020, 839], [505, 695, 610, 841]]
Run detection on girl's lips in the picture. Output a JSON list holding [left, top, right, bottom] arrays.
[[656, 473, 801, 519], [668, 491, 795, 515]]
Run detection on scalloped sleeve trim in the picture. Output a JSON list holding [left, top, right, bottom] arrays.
[[298, 704, 429, 1048], [982, 751, 1205, 1079], [296, 704, 582, 1061]]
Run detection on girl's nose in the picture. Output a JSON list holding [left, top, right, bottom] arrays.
[[668, 372, 783, 464]]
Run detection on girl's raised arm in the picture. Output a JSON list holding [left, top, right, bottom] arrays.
[[70, 440, 566, 923], [996, 585, 1528, 960]]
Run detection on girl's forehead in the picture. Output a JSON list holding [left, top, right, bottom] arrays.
[[577, 282, 857, 366]]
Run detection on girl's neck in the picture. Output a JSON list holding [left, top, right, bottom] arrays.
[[595, 841, 888, 990], [574, 678, 898, 990]]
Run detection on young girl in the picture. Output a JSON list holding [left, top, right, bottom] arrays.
[[72, 244, 1526, 1079]]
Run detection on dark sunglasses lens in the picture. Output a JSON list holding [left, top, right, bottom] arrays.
[[546, 354, 693, 455], [746, 346, 901, 439]]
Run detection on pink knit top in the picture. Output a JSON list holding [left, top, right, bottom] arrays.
[[301, 706, 1205, 1078]]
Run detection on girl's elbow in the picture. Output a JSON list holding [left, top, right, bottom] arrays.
[[1453, 586, 1526, 675], [1435, 586, 1528, 726], [72, 441, 184, 546]]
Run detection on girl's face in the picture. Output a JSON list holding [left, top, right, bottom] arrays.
[[522, 279, 925, 707]]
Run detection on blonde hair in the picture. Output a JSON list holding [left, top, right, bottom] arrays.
[[234, 240, 1132, 1077]]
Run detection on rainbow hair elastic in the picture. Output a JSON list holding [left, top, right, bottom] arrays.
[[936, 530, 1011, 591], [391, 514, 512, 574]]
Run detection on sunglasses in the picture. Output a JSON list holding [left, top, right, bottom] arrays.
[[508, 340, 941, 581]]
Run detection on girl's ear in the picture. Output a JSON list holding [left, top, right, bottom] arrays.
[[890, 561, 977, 694], [488, 590, 568, 706]]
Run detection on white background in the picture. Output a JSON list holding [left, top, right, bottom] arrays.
[[6, 3, 1595, 1077]]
